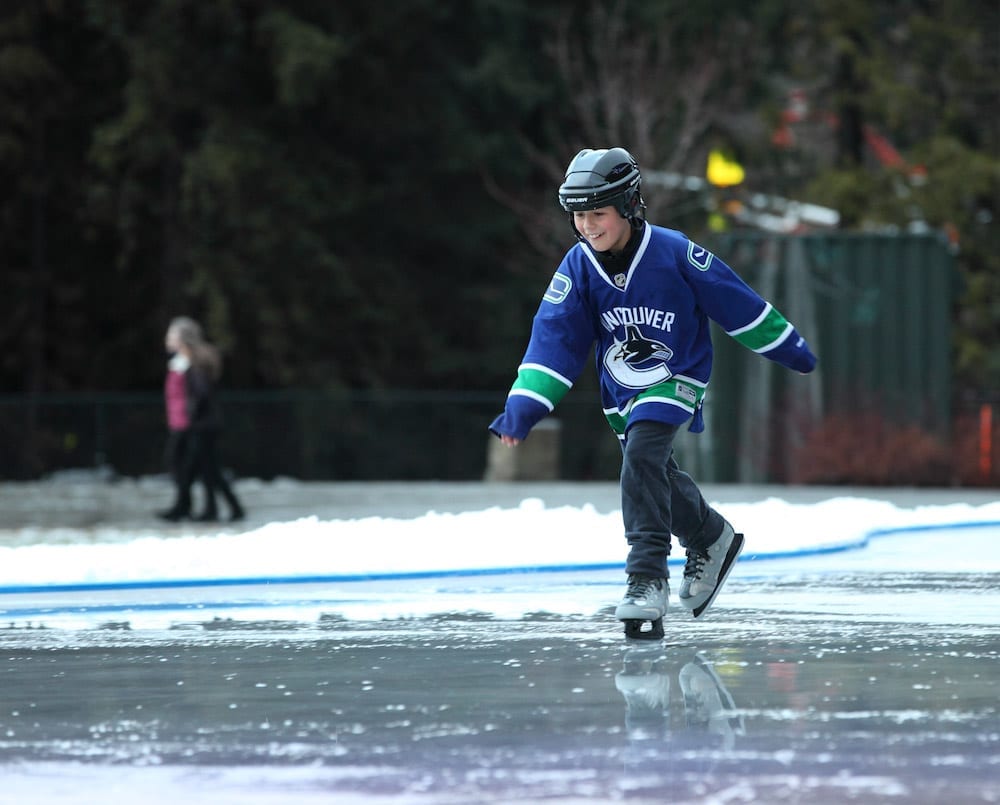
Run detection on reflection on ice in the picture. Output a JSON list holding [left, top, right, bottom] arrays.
[[616, 647, 745, 750]]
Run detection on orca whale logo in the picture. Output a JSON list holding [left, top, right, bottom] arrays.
[[604, 324, 674, 389]]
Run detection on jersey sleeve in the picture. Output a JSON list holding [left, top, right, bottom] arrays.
[[681, 240, 817, 374], [489, 264, 596, 440]]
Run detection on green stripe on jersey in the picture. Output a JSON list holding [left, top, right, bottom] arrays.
[[512, 365, 572, 408], [729, 305, 790, 352], [605, 410, 628, 435], [603, 378, 706, 434]]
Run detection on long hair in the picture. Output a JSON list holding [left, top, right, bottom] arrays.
[[168, 316, 222, 379]]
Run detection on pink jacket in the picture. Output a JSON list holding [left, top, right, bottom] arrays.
[[164, 355, 190, 431]]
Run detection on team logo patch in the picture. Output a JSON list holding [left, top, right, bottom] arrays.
[[543, 273, 572, 304], [687, 241, 715, 271], [603, 324, 673, 389]]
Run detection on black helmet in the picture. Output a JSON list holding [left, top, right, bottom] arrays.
[[558, 147, 645, 225]]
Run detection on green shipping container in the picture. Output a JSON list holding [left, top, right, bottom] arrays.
[[676, 231, 956, 483]]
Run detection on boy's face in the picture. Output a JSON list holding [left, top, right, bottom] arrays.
[[573, 206, 632, 253]]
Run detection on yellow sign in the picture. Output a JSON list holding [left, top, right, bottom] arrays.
[[707, 149, 745, 188]]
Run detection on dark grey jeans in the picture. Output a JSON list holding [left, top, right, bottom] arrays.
[[620, 420, 725, 578]]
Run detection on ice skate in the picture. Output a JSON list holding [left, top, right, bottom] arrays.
[[678, 522, 744, 618], [615, 574, 668, 640], [680, 653, 745, 749]]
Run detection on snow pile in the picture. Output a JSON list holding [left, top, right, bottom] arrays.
[[1, 496, 999, 590]]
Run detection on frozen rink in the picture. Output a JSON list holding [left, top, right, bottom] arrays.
[[0, 480, 998, 804]]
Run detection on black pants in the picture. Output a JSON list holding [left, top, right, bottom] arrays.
[[167, 429, 243, 518], [620, 420, 725, 579], [186, 429, 243, 518], [163, 429, 195, 513]]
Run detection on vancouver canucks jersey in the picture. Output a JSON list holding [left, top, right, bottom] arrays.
[[489, 224, 816, 441]]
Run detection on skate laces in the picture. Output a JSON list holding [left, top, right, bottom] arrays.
[[626, 574, 659, 598], [683, 549, 708, 580]]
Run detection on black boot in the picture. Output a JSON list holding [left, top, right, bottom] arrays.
[[194, 484, 219, 522], [221, 485, 245, 521], [157, 505, 189, 522]]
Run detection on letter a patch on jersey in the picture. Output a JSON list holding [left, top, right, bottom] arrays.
[[687, 241, 715, 271], [543, 273, 573, 304]]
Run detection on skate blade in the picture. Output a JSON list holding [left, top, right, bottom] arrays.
[[623, 618, 664, 640], [692, 532, 745, 619]]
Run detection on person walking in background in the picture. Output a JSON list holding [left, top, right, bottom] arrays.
[[489, 148, 817, 637], [157, 319, 195, 521], [157, 316, 245, 523]]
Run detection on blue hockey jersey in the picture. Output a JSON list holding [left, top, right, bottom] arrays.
[[489, 224, 816, 441]]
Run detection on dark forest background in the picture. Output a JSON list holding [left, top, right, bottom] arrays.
[[2, 0, 997, 409]]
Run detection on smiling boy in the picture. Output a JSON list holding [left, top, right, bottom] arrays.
[[490, 148, 818, 638]]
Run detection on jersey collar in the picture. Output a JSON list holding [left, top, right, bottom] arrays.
[[580, 223, 651, 292]]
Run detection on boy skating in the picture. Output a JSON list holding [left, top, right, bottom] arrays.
[[490, 148, 816, 638]]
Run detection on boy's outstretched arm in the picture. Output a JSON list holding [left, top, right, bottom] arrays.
[[488, 359, 583, 446], [490, 265, 593, 445]]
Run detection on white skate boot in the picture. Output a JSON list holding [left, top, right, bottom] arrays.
[[678, 521, 744, 618], [615, 574, 668, 640]]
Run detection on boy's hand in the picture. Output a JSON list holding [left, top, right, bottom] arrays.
[[500, 434, 521, 447]]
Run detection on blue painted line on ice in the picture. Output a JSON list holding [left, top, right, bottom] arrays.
[[739, 537, 868, 562], [0, 598, 358, 619], [743, 520, 1000, 562], [0, 520, 997, 597], [0, 564, 622, 595], [866, 520, 1000, 538]]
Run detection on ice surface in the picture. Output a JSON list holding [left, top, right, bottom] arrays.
[[1, 487, 998, 804]]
